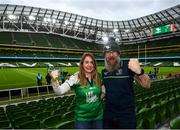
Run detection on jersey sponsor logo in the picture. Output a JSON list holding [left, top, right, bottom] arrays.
[[85, 91, 97, 103], [116, 69, 122, 75], [89, 87, 95, 90], [103, 71, 108, 76], [103, 68, 122, 77]]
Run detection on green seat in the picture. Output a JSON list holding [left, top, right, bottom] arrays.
[[29, 108, 44, 117], [13, 115, 33, 128], [150, 104, 161, 127], [57, 120, 74, 129], [0, 115, 8, 121], [62, 111, 75, 122], [0, 120, 11, 129], [44, 105, 56, 113], [136, 108, 149, 129], [8, 111, 27, 121], [158, 100, 168, 125], [170, 118, 180, 129], [144, 104, 160, 129], [16, 120, 41, 129], [35, 111, 52, 121], [43, 114, 62, 129], [17, 102, 27, 108], [53, 107, 67, 116], [0, 107, 5, 115], [140, 108, 156, 129], [175, 95, 180, 114], [167, 97, 176, 118]]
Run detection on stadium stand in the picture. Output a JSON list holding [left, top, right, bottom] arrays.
[[0, 3, 179, 129], [0, 77, 179, 129]]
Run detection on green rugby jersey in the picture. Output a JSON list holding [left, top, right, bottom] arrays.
[[73, 81, 103, 121]]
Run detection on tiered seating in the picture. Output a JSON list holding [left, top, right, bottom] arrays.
[[1, 95, 75, 129], [12, 32, 31, 46], [0, 32, 102, 51], [31, 33, 50, 47], [135, 77, 180, 129], [46, 34, 64, 48], [120, 36, 180, 58], [0, 107, 11, 128], [1, 77, 179, 129], [0, 32, 12, 44]]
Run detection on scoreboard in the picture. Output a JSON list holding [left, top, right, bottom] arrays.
[[151, 23, 175, 35]]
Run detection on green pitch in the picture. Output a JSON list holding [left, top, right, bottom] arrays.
[[0, 66, 179, 90], [0, 67, 79, 90]]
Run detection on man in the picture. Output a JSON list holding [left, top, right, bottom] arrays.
[[46, 73, 51, 85], [37, 73, 42, 86], [102, 38, 151, 129]]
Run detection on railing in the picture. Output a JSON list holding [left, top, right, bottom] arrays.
[[0, 85, 56, 104]]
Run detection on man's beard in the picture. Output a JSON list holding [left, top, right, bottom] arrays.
[[105, 56, 120, 72]]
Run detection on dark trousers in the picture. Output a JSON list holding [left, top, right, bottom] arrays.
[[75, 120, 102, 129], [103, 112, 136, 129]]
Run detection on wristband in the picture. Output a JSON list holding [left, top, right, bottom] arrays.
[[136, 69, 144, 76]]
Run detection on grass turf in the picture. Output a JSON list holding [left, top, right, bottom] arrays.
[[0, 66, 179, 90]]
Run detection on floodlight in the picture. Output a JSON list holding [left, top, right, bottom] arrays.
[[44, 18, 51, 22], [52, 19, 56, 24], [8, 15, 16, 20], [113, 28, 118, 32], [75, 22, 80, 26], [102, 36, 109, 42], [64, 21, 69, 25], [124, 29, 130, 33], [29, 16, 35, 20], [115, 37, 120, 42]]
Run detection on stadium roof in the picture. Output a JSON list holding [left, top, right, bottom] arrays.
[[0, 4, 180, 44]]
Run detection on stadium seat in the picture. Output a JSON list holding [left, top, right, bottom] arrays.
[[0, 115, 8, 121], [44, 105, 56, 112], [67, 104, 75, 111], [42, 114, 62, 129], [140, 107, 156, 129], [175, 95, 180, 114], [0, 107, 4, 113], [53, 107, 67, 116], [57, 120, 74, 129], [9, 111, 27, 119], [61, 110, 75, 122], [158, 100, 168, 125], [0, 120, 11, 129], [17, 102, 27, 107], [170, 118, 180, 129], [29, 108, 45, 117], [16, 120, 41, 129], [166, 97, 176, 118], [12, 115, 34, 128], [150, 104, 161, 127], [35, 111, 52, 121], [144, 104, 159, 129], [136, 108, 149, 129]]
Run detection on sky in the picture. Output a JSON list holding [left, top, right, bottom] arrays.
[[0, 0, 180, 21]]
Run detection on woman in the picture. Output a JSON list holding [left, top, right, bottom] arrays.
[[50, 53, 104, 129]]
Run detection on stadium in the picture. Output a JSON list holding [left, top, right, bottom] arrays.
[[0, 3, 180, 129]]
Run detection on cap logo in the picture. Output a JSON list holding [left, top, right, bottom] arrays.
[[105, 45, 110, 49]]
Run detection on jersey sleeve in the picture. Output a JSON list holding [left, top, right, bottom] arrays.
[[51, 72, 79, 95], [65, 72, 79, 87]]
